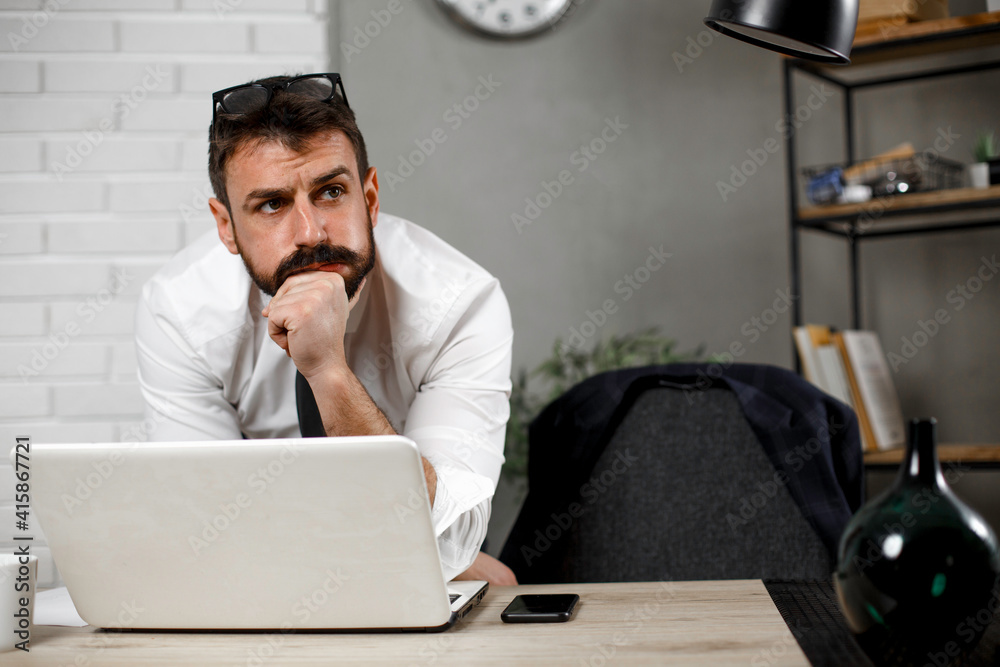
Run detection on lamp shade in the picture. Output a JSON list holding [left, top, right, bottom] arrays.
[[704, 0, 859, 64]]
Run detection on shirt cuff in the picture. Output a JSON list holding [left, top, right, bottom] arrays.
[[428, 462, 495, 579], [429, 462, 493, 536]]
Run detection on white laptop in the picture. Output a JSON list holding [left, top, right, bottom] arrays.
[[24, 435, 488, 631]]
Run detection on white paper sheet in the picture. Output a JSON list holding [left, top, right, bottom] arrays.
[[34, 587, 88, 627]]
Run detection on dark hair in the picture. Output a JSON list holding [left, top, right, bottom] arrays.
[[208, 74, 369, 214]]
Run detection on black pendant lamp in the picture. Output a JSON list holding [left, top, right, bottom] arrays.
[[704, 0, 859, 65]]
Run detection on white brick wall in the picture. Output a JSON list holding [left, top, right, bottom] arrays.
[[0, 179, 107, 213], [0, 17, 116, 52], [0, 61, 40, 92], [0, 138, 43, 171], [0, 1, 329, 585], [0, 98, 114, 132], [0, 304, 46, 335], [0, 222, 44, 253], [120, 21, 250, 53], [45, 61, 179, 93]]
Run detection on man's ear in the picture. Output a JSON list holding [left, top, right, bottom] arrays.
[[210, 197, 240, 255], [364, 167, 379, 228]]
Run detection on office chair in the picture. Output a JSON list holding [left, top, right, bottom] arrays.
[[500, 363, 864, 584]]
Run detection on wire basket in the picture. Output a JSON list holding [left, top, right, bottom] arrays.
[[801, 154, 964, 204]]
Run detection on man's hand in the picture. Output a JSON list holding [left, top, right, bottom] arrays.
[[261, 271, 365, 379], [454, 552, 518, 586]]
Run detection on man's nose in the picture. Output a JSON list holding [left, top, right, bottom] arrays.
[[291, 199, 326, 247]]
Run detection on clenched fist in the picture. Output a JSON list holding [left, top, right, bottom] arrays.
[[261, 270, 366, 380]]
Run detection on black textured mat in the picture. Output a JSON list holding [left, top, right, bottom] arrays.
[[765, 580, 872, 666], [764, 580, 1000, 667]]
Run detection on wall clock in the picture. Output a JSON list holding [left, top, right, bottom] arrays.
[[435, 0, 579, 40]]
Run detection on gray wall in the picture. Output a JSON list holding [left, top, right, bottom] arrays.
[[331, 1, 1000, 549]]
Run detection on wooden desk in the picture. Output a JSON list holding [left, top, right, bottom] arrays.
[[10, 580, 808, 666]]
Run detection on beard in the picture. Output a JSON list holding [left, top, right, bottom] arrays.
[[234, 210, 376, 299]]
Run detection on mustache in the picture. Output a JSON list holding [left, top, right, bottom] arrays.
[[273, 243, 366, 288]]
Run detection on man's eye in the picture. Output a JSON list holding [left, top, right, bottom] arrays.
[[320, 186, 344, 200], [260, 199, 283, 213]]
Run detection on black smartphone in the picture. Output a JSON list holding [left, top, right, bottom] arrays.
[[500, 594, 579, 623]]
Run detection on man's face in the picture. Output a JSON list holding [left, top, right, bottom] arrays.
[[211, 130, 379, 298]]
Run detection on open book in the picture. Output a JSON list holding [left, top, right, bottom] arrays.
[[794, 325, 906, 452]]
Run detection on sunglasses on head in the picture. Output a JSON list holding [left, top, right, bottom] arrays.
[[211, 73, 349, 124]]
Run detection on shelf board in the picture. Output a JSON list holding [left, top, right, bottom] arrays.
[[797, 185, 1000, 224], [865, 443, 1000, 467], [848, 11, 1000, 66]]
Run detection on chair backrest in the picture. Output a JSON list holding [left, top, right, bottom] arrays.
[[551, 386, 833, 582]]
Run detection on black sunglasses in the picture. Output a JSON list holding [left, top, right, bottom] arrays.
[[211, 73, 349, 124]]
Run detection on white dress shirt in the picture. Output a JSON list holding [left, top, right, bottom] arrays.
[[134, 213, 513, 581]]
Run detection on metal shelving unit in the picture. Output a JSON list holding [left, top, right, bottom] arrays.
[[785, 12, 1000, 332]]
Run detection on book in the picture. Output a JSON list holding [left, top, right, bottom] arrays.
[[793, 325, 906, 452], [794, 325, 869, 447], [815, 345, 855, 409], [832, 333, 879, 453], [793, 326, 826, 388], [834, 330, 906, 452]]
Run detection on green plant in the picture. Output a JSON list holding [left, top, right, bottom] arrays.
[[973, 130, 999, 163], [502, 327, 707, 484]]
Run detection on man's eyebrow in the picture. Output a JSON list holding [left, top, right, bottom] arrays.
[[310, 166, 352, 188], [242, 187, 290, 212], [241, 166, 353, 213]]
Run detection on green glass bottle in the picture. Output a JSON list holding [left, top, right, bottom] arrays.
[[835, 419, 1000, 665]]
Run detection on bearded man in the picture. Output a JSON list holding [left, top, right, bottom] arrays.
[[135, 73, 515, 584]]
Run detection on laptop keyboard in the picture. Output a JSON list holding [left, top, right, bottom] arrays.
[[449, 594, 460, 603]]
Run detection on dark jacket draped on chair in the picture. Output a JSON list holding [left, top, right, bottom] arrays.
[[500, 363, 864, 583]]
